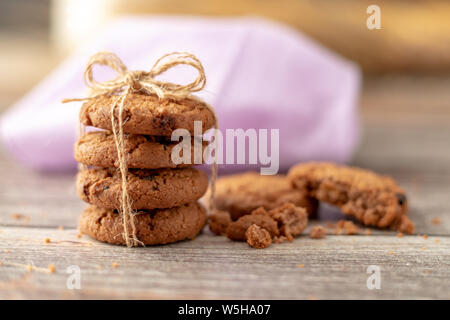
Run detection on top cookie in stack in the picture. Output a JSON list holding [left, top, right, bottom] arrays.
[[75, 92, 216, 245]]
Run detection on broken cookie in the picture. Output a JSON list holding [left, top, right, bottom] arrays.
[[226, 212, 279, 241], [267, 203, 308, 241], [224, 202, 308, 246], [212, 172, 318, 220], [288, 162, 414, 234], [246, 224, 272, 249]]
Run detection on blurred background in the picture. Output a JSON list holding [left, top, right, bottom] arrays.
[[1, 0, 450, 174], [1, 0, 450, 112]]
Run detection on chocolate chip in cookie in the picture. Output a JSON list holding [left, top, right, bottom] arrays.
[[75, 131, 207, 169], [77, 167, 208, 210], [80, 92, 215, 136], [79, 202, 207, 246]]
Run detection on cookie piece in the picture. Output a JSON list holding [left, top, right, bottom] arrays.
[[395, 215, 415, 234], [265, 203, 308, 241], [75, 131, 206, 169], [336, 220, 359, 235], [245, 224, 272, 249], [226, 213, 279, 241], [288, 162, 412, 233], [77, 167, 208, 210], [80, 92, 215, 135], [213, 172, 318, 220], [208, 210, 232, 236], [79, 202, 206, 245], [309, 226, 326, 239]]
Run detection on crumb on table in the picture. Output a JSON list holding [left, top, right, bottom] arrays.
[[48, 264, 56, 273], [245, 224, 272, 249], [309, 226, 326, 239]]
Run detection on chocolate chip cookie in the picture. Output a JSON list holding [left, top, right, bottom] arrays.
[[80, 92, 215, 135], [288, 162, 414, 233], [75, 131, 206, 169], [212, 172, 317, 220], [79, 202, 207, 245], [77, 167, 208, 210]]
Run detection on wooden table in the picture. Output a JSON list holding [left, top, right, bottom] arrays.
[[0, 76, 449, 299]]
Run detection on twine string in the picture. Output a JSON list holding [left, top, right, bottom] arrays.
[[64, 51, 217, 247]]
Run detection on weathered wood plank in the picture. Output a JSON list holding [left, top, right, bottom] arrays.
[[0, 226, 448, 299]]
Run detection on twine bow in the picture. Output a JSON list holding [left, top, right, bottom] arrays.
[[64, 52, 218, 247]]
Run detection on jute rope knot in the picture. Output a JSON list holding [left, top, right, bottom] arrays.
[[81, 51, 207, 100], [64, 51, 218, 247]]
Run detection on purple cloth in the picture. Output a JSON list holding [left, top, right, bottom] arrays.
[[0, 16, 360, 172]]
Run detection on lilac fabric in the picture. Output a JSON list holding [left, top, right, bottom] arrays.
[[0, 16, 360, 172]]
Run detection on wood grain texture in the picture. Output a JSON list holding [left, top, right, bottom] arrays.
[[0, 76, 449, 299], [0, 227, 449, 300]]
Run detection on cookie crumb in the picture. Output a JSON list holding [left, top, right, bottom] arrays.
[[423, 234, 428, 240], [58, 226, 64, 230], [245, 224, 272, 249], [225, 203, 307, 246], [44, 238, 51, 244], [226, 210, 278, 241], [268, 203, 308, 241], [208, 210, 231, 235], [273, 235, 288, 243], [48, 264, 56, 273], [77, 233, 83, 239], [112, 262, 118, 268], [432, 217, 441, 225], [11, 213, 26, 220], [389, 250, 394, 255], [397, 215, 414, 234], [309, 226, 326, 239], [337, 220, 359, 235], [397, 232, 404, 238], [297, 264, 304, 268], [364, 228, 371, 236]]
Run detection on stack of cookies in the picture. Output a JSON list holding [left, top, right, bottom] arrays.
[[74, 92, 215, 245]]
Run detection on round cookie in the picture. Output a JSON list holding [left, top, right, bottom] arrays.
[[212, 172, 318, 220], [75, 131, 206, 169], [77, 167, 208, 210], [80, 92, 215, 135], [79, 202, 207, 245], [288, 162, 413, 233]]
